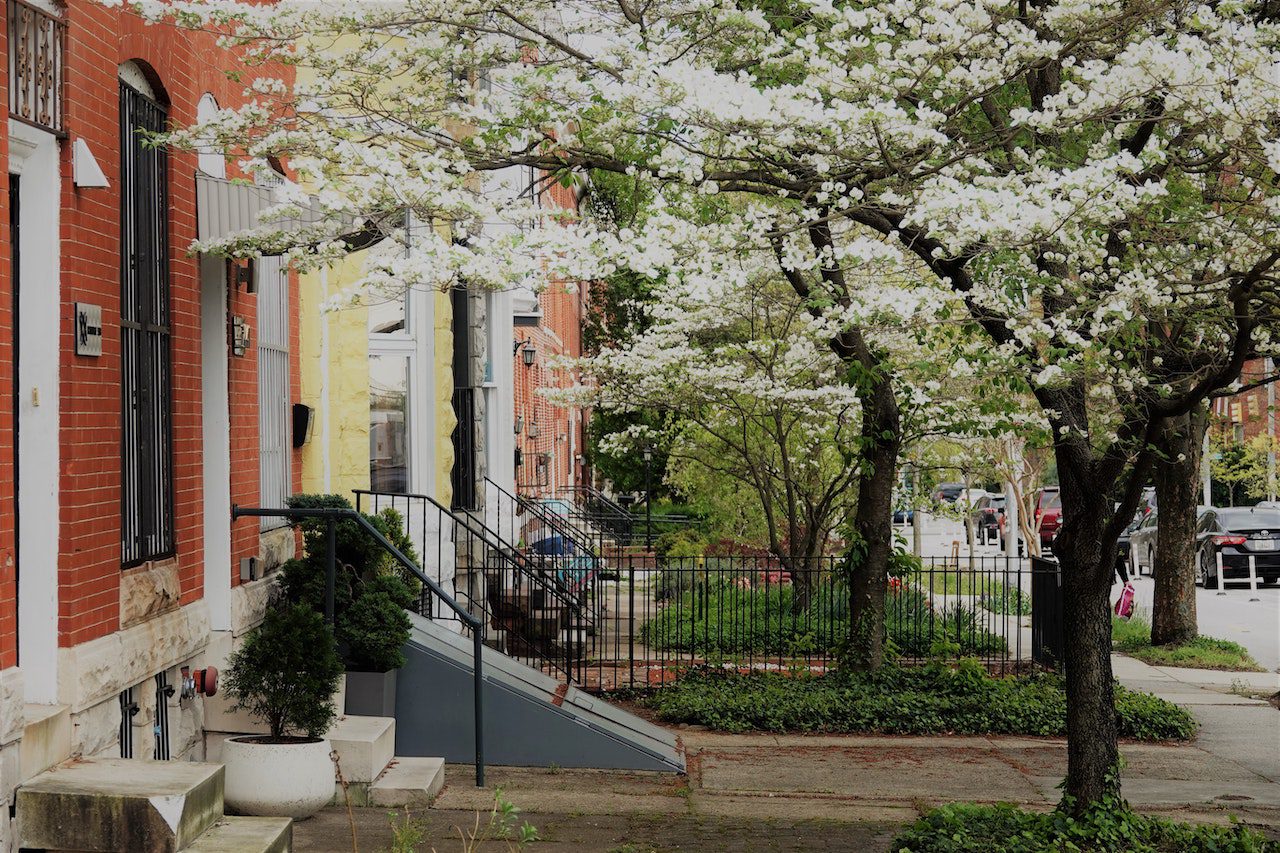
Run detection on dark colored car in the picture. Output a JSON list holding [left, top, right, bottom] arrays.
[[933, 482, 965, 503], [893, 507, 915, 524], [1035, 487, 1062, 550], [1196, 506, 1280, 588], [972, 494, 1004, 544]]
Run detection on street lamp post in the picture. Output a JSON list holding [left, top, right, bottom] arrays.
[[643, 446, 653, 551]]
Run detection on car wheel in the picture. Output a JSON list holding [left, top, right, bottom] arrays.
[[1204, 551, 1220, 590]]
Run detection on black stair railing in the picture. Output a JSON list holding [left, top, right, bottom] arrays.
[[231, 504, 486, 786], [486, 478, 605, 648], [355, 489, 592, 685]]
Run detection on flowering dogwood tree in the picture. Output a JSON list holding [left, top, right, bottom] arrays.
[[130, 0, 1280, 810]]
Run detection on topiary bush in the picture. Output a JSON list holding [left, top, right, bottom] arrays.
[[224, 602, 345, 739], [279, 493, 422, 673], [894, 800, 1278, 852]]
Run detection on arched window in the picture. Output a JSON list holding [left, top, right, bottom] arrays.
[[119, 62, 174, 566]]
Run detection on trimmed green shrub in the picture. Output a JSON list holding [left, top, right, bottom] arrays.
[[894, 801, 1277, 852], [279, 493, 422, 673], [643, 668, 1198, 740], [224, 603, 344, 738]]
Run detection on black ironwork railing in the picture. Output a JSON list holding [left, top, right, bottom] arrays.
[[451, 388, 477, 510], [7, 0, 64, 136], [557, 486, 697, 548], [231, 504, 486, 786], [555, 553, 1044, 692], [356, 488, 593, 685], [120, 81, 174, 567]]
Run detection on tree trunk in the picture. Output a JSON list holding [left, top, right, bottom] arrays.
[[1052, 447, 1122, 812], [845, 372, 901, 671], [1151, 408, 1206, 646]]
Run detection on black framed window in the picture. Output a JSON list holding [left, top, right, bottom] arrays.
[[120, 81, 174, 566]]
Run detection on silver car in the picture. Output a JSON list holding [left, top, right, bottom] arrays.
[[1129, 509, 1158, 576]]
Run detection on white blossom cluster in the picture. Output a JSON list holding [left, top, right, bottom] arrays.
[[121, 0, 1280, 441]]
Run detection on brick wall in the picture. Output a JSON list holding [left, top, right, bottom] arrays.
[[1212, 358, 1277, 444], [52, 1, 297, 645], [514, 181, 590, 498]]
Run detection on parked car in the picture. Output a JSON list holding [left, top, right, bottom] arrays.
[[972, 494, 1004, 544], [932, 482, 965, 503], [1034, 487, 1062, 550], [892, 507, 915, 524], [1129, 504, 1211, 577], [1196, 506, 1280, 588], [1128, 508, 1159, 576], [1115, 510, 1144, 576]]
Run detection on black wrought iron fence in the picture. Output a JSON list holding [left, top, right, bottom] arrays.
[[578, 553, 1044, 692]]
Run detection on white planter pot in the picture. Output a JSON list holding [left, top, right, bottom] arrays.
[[222, 736, 334, 819]]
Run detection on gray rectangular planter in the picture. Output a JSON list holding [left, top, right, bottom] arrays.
[[345, 669, 397, 717]]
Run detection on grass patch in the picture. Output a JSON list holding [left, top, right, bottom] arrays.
[[640, 582, 1007, 659], [644, 666, 1197, 740], [894, 801, 1278, 852], [1113, 616, 1263, 672]]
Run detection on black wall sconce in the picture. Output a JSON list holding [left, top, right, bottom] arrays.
[[513, 337, 536, 367], [292, 403, 315, 448]]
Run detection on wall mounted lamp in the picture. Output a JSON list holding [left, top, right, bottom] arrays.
[[513, 337, 536, 366]]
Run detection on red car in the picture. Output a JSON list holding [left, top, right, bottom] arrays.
[[1035, 487, 1062, 550]]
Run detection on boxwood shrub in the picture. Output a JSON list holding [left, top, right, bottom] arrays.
[[644, 667, 1197, 740]]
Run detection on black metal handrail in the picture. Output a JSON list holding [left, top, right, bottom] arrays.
[[488, 477, 600, 560], [354, 488, 591, 684], [230, 504, 485, 787]]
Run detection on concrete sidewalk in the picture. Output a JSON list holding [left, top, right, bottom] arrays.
[[1112, 654, 1280, 790], [294, 658, 1280, 850]]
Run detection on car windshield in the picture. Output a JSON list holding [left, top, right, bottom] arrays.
[[1217, 508, 1280, 530], [1040, 491, 1061, 509]]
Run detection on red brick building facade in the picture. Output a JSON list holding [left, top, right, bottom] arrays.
[[513, 181, 591, 498], [2, 1, 300, 830]]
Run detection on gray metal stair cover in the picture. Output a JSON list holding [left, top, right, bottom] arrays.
[[395, 613, 684, 773]]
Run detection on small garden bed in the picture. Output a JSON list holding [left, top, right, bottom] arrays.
[[1113, 616, 1264, 672], [895, 801, 1278, 852], [644, 667, 1197, 740]]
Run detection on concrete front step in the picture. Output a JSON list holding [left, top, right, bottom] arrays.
[[20, 703, 71, 783], [370, 757, 446, 807], [331, 756, 445, 808], [17, 758, 225, 853], [327, 715, 395, 783], [183, 817, 292, 853]]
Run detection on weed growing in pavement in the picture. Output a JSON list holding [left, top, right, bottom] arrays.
[[383, 790, 539, 853]]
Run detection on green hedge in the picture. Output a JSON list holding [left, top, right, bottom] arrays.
[[895, 802, 1277, 852], [640, 582, 1007, 659], [644, 668, 1198, 740]]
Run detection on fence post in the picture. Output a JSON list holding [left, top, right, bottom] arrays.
[[324, 517, 337, 626]]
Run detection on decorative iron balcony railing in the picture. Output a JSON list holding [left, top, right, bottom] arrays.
[[7, 0, 65, 136]]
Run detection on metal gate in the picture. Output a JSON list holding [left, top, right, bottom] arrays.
[[1031, 556, 1065, 668], [154, 672, 173, 759]]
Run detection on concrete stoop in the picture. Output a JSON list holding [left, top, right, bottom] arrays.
[[327, 715, 445, 808], [15, 758, 290, 853]]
